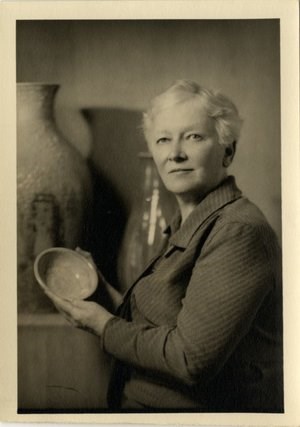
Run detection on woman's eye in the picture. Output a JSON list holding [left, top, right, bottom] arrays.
[[188, 134, 203, 141], [156, 137, 170, 144]]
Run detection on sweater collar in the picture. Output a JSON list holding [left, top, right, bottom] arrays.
[[164, 175, 242, 249]]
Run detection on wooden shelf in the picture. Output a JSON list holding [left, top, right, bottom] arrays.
[[18, 313, 71, 327]]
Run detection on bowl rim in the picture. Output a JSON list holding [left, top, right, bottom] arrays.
[[33, 247, 98, 299]]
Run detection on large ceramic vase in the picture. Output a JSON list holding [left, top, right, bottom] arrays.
[[17, 83, 92, 313], [117, 152, 177, 291]]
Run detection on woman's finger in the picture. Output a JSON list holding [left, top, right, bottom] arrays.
[[76, 247, 93, 261], [75, 246, 87, 255], [49, 296, 82, 327], [43, 287, 70, 304], [44, 289, 75, 313], [54, 305, 78, 325]]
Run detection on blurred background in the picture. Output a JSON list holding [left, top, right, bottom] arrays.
[[17, 19, 281, 239], [17, 19, 281, 411]]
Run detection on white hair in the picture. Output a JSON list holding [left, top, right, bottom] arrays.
[[142, 79, 243, 146]]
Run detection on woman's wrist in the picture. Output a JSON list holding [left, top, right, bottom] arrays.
[[94, 309, 116, 336], [105, 282, 123, 308], [96, 272, 123, 311]]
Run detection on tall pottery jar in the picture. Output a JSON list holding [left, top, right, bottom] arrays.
[[17, 83, 92, 313], [117, 152, 177, 292]]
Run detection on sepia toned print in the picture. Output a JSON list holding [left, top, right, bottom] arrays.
[[0, 1, 299, 425], [16, 20, 283, 413]]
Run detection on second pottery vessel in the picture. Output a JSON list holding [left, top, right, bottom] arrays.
[[117, 152, 176, 291]]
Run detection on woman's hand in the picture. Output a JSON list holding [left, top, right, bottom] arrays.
[[44, 287, 115, 336], [75, 247, 97, 269], [76, 247, 123, 310]]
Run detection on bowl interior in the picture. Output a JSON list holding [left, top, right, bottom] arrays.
[[35, 249, 98, 300]]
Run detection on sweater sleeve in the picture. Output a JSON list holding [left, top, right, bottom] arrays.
[[102, 221, 278, 386]]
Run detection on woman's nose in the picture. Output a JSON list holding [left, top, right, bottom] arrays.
[[168, 141, 187, 162]]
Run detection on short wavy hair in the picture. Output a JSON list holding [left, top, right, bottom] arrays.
[[142, 79, 243, 146]]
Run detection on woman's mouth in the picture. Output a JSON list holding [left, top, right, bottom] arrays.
[[168, 168, 194, 174]]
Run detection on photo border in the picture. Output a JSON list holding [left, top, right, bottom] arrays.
[[0, 0, 299, 425]]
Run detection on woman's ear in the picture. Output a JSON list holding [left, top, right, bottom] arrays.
[[223, 141, 236, 167]]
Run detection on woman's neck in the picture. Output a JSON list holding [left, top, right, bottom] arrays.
[[175, 176, 227, 225], [175, 175, 228, 225], [176, 196, 201, 225]]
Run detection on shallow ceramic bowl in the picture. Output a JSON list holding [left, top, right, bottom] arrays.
[[34, 247, 98, 300]]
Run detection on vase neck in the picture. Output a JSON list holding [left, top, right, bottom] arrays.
[[17, 83, 59, 123]]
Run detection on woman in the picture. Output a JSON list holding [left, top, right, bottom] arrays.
[[44, 80, 283, 412]]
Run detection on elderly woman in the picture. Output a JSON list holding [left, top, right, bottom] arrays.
[[45, 80, 283, 412]]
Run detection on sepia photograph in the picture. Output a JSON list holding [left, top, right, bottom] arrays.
[[0, 1, 299, 425]]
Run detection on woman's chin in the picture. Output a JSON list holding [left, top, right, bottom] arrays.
[[165, 185, 202, 200]]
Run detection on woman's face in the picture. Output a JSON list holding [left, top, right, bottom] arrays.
[[147, 98, 227, 202]]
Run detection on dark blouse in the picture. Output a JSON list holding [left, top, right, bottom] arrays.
[[103, 176, 283, 412]]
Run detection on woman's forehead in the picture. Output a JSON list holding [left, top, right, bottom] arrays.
[[153, 94, 207, 115], [151, 99, 213, 131]]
